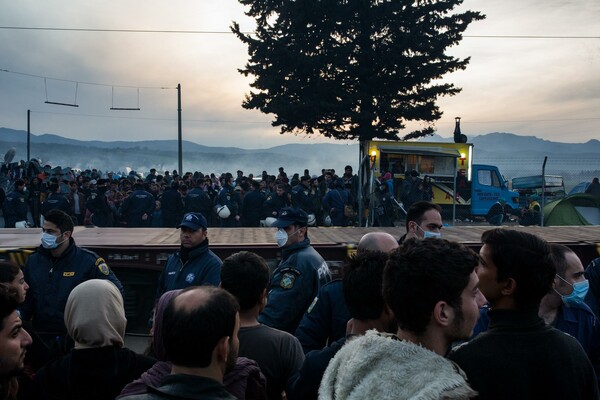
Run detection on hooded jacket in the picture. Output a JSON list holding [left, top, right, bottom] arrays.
[[319, 330, 477, 400]]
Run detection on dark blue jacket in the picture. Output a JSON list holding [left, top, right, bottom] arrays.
[[3, 189, 28, 227], [156, 239, 222, 299], [19, 239, 124, 335], [121, 189, 155, 227], [217, 185, 240, 227], [160, 188, 184, 227], [184, 188, 213, 218], [322, 188, 349, 226], [86, 189, 115, 227], [287, 335, 349, 400], [291, 184, 315, 214], [258, 238, 331, 334], [295, 279, 351, 354], [240, 190, 265, 227], [41, 192, 71, 217]]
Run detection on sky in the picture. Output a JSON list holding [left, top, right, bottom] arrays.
[[0, 0, 598, 149]]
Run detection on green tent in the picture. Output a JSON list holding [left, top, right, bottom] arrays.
[[543, 194, 600, 226]]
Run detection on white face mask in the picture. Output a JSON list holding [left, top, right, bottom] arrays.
[[416, 224, 441, 239], [275, 227, 301, 248]]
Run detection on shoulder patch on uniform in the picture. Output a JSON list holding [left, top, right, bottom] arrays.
[[280, 272, 296, 289], [95, 257, 110, 275]]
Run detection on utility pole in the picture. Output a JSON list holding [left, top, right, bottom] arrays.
[[27, 109, 31, 162], [177, 83, 182, 175]]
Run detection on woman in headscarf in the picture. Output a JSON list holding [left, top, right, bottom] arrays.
[[31, 279, 156, 400]]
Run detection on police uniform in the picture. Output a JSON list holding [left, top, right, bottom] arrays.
[[259, 238, 331, 334], [121, 188, 155, 227], [216, 184, 239, 227], [258, 208, 332, 335], [41, 192, 71, 217], [291, 181, 315, 214], [155, 239, 222, 298], [86, 188, 115, 227], [19, 238, 123, 339], [184, 188, 213, 222], [155, 212, 222, 298], [3, 189, 28, 227]]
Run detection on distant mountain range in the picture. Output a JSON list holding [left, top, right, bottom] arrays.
[[1, 127, 599, 189]]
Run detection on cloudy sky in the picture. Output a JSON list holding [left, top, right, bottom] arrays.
[[0, 0, 598, 149]]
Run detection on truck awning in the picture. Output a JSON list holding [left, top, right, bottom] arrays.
[[376, 146, 461, 158]]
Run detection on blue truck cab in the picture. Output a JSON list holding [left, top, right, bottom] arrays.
[[471, 164, 520, 216]]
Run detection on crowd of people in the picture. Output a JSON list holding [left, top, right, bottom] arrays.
[[0, 165, 372, 229], [0, 200, 599, 399]]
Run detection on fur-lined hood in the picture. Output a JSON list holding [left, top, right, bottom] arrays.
[[319, 330, 477, 400]]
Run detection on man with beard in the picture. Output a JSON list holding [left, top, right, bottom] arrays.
[[288, 250, 397, 400], [320, 238, 481, 399], [156, 212, 222, 299], [221, 251, 304, 400], [449, 229, 598, 399], [120, 286, 239, 400], [0, 285, 32, 400]]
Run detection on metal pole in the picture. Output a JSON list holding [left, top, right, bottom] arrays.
[[541, 156, 547, 227], [27, 109, 31, 162], [452, 160, 456, 227], [177, 83, 182, 175]]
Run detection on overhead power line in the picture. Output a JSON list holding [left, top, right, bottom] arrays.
[[30, 110, 268, 124], [0, 68, 173, 89], [29, 109, 600, 125], [0, 26, 598, 39]]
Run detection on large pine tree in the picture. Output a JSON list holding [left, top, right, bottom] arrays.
[[232, 0, 484, 142]]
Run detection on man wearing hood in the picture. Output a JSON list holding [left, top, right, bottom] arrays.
[[319, 238, 480, 400], [156, 212, 222, 299], [258, 207, 331, 334]]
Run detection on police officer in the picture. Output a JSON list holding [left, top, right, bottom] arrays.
[[19, 209, 123, 350], [41, 182, 71, 217], [155, 212, 222, 299], [161, 181, 184, 227], [262, 183, 289, 223], [121, 182, 155, 227], [85, 179, 115, 227], [184, 180, 213, 225], [258, 207, 331, 334], [216, 173, 240, 227], [240, 180, 265, 227], [2, 179, 28, 228], [291, 175, 316, 216]]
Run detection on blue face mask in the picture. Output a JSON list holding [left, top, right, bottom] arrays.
[[555, 275, 589, 307], [416, 224, 441, 239], [41, 232, 66, 249]]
